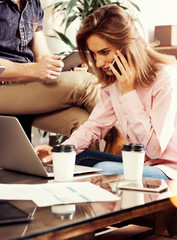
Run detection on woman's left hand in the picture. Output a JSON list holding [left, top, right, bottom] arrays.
[[73, 63, 88, 72], [109, 50, 136, 95]]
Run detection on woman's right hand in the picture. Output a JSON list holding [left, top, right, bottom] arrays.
[[109, 50, 136, 95], [34, 144, 53, 164]]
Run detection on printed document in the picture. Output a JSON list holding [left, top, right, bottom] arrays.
[[0, 182, 119, 207]]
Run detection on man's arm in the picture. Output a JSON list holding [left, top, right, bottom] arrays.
[[31, 30, 53, 61], [0, 57, 36, 82], [0, 31, 63, 83]]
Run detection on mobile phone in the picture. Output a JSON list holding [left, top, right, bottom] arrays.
[[61, 50, 82, 72], [0, 201, 33, 225], [109, 56, 122, 75], [117, 179, 168, 193]]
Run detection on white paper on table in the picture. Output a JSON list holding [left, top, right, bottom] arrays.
[[0, 184, 32, 200], [0, 182, 119, 207]]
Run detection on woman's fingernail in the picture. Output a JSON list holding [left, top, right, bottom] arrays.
[[43, 158, 48, 163]]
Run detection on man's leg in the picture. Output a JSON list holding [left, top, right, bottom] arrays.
[[33, 72, 100, 136], [33, 107, 101, 150], [0, 71, 99, 137], [0, 71, 99, 115], [33, 106, 89, 137]]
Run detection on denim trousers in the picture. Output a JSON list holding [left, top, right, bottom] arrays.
[[76, 149, 169, 180]]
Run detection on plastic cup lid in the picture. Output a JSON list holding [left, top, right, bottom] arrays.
[[51, 145, 76, 152], [133, 144, 145, 152], [121, 143, 145, 152], [121, 143, 133, 151]]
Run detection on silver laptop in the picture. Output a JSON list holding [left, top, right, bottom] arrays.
[[0, 116, 101, 178]]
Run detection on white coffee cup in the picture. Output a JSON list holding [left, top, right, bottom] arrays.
[[122, 143, 145, 181], [52, 145, 76, 182]]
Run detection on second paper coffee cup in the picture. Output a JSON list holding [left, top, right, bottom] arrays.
[[122, 143, 145, 181]]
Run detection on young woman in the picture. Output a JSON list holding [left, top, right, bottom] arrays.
[[37, 5, 177, 180]]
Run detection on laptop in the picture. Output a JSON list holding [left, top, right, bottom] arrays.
[[0, 116, 102, 178]]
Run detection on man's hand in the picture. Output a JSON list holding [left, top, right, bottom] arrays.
[[33, 55, 64, 83], [34, 144, 53, 164]]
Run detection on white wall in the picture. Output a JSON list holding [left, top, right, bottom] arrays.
[[134, 0, 177, 42], [40, 0, 79, 54], [40, 0, 177, 53]]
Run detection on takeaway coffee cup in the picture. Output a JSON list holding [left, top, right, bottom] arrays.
[[51, 145, 76, 182], [121, 143, 145, 181]]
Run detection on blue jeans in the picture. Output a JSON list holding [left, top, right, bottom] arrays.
[[76, 149, 169, 180]]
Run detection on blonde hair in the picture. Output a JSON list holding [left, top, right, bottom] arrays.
[[76, 5, 171, 87]]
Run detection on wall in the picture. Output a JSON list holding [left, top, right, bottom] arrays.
[[40, 0, 177, 52], [133, 0, 177, 42], [40, 0, 79, 54]]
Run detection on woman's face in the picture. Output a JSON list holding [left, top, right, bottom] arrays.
[[86, 34, 118, 76]]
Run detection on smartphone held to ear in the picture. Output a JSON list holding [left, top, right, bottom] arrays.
[[109, 49, 128, 75], [109, 57, 122, 75]]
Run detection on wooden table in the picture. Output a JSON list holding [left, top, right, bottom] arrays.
[[0, 169, 177, 240]]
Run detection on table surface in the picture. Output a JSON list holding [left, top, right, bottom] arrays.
[[0, 169, 177, 240]]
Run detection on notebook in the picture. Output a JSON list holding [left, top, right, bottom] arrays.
[[0, 116, 101, 178]]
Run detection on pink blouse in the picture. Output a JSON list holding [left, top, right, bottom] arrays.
[[64, 65, 177, 180]]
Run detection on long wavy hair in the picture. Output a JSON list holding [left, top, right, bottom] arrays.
[[76, 5, 171, 87]]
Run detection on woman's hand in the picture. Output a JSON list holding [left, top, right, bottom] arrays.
[[109, 50, 136, 95], [73, 63, 88, 72], [34, 144, 53, 164]]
